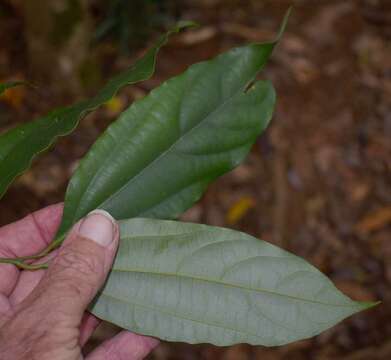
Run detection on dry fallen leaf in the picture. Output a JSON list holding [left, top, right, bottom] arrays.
[[177, 26, 217, 46], [104, 95, 125, 115], [226, 196, 255, 225], [355, 206, 391, 235], [0, 84, 26, 108]]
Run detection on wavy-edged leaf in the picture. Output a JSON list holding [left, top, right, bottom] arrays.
[[90, 218, 375, 346], [56, 17, 291, 240], [0, 23, 192, 199], [0, 81, 26, 95]]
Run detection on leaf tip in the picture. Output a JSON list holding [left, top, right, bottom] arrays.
[[348, 300, 381, 317], [359, 300, 381, 310], [172, 20, 199, 33], [275, 6, 292, 41]]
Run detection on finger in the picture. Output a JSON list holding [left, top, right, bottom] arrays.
[[0, 293, 11, 318], [8, 254, 101, 344], [80, 313, 101, 346], [9, 266, 45, 305], [0, 203, 63, 257], [24, 210, 119, 330], [86, 331, 159, 360], [0, 204, 63, 296], [8, 250, 58, 306]]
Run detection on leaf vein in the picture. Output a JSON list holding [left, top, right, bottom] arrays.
[[110, 267, 360, 308]]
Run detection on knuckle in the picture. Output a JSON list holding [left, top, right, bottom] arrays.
[[57, 246, 100, 277], [0, 310, 79, 359], [48, 241, 104, 298], [0, 310, 46, 359]]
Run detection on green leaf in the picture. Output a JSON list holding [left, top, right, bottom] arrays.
[[90, 218, 375, 346], [0, 24, 191, 199], [56, 33, 284, 241], [0, 81, 26, 95]]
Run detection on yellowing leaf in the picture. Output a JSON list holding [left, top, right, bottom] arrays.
[[0, 85, 26, 108], [355, 206, 391, 235], [226, 196, 255, 224], [104, 95, 124, 114], [0, 80, 26, 95]]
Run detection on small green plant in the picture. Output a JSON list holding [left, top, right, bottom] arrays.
[[0, 11, 377, 346]]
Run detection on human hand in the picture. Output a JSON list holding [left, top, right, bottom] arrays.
[[0, 204, 159, 359]]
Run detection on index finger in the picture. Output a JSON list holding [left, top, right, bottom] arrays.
[[0, 203, 63, 297], [0, 203, 63, 258]]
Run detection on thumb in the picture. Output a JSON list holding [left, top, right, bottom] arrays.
[[31, 210, 119, 322]]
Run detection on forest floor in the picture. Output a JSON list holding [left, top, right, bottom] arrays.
[[0, 0, 390, 359]]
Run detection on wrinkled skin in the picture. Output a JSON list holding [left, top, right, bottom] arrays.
[[0, 204, 158, 360]]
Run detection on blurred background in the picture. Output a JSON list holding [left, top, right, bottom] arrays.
[[0, 0, 390, 359]]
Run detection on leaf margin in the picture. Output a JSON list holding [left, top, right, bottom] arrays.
[[0, 22, 194, 199]]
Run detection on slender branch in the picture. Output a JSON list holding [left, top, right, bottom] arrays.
[[35, 233, 66, 257], [0, 257, 48, 270], [0, 232, 66, 267], [15, 262, 49, 270]]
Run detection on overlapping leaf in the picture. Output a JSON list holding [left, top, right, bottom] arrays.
[[56, 35, 286, 240], [90, 218, 374, 346], [0, 23, 191, 198]]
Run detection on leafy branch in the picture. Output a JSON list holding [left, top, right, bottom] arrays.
[[0, 9, 378, 347]]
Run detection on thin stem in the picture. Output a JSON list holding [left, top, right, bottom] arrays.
[[15, 262, 49, 270], [0, 257, 48, 270], [0, 254, 45, 262], [0, 258, 24, 265], [35, 233, 66, 257], [0, 232, 66, 265], [0, 232, 67, 270]]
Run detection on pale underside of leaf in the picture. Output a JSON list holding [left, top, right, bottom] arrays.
[[0, 24, 190, 198], [90, 218, 371, 346]]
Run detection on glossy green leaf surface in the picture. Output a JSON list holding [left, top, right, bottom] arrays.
[[90, 218, 373, 346], [57, 40, 279, 239], [0, 24, 190, 199], [0, 81, 26, 95]]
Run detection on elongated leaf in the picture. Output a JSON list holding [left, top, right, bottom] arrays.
[[0, 81, 26, 95], [0, 23, 191, 199], [90, 218, 375, 346], [55, 11, 291, 240]]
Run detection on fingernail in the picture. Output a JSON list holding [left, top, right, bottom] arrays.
[[79, 210, 116, 247]]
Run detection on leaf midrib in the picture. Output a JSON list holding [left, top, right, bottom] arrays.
[[110, 267, 359, 309], [72, 68, 260, 223], [98, 85, 251, 211]]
